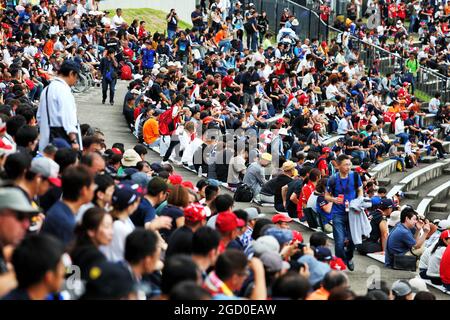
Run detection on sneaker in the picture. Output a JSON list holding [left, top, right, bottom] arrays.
[[110, 101, 114, 106], [102, 99, 105, 104], [346, 260, 355, 271]]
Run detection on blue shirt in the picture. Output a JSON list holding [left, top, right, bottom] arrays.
[[385, 223, 416, 267], [41, 201, 76, 246], [130, 197, 156, 227], [142, 48, 156, 69], [326, 172, 362, 216]]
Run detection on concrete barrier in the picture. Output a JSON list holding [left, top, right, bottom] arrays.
[[369, 159, 397, 179], [323, 135, 344, 147], [398, 159, 450, 192], [427, 180, 450, 202], [416, 197, 434, 216]]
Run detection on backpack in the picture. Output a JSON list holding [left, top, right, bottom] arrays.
[[233, 183, 254, 202], [159, 107, 177, 136], [244, 20, 254, 33], [120, 64, 132, 80]]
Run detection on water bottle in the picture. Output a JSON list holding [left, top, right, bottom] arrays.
[[345, 200, 350, 213]]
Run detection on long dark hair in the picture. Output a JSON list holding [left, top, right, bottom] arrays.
[[431, 238, 447, 255], [74, 207, 109, 248]]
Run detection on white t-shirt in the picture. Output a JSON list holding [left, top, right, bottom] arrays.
[[326, 84, 339, 100], [404, 141, 412, 155], [395, 118, 405, 135], [426, 246, 446, 278], [111, 15, 124, 29], [100, 217, 135, 262]]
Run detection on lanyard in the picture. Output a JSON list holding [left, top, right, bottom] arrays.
[[337, 173, 350, 194]]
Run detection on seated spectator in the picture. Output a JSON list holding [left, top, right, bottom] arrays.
[[166, 203, 208, 258], [307, 270, 349, 300], [391, 280, 413, 300], [203, 249, 266, 300], [242, 153, 272, 196], [41, 165, 95, 246], [100, 184, 141, 262], [260, 160, 296, 212], [70, 207, 113, 279], [2, 234, 65, 300], [385, 207, 431, 268], [357, 199, 396, 255]]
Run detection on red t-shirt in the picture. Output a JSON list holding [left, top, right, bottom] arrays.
[[317, 156, 329, 176], [297, 181, 315, 219], [222, 75, 234, 89], [440, 245, 450, 284], [388, 4, 397, 19]]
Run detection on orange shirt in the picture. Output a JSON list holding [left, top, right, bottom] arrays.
[[43, 40, 54, 57], [214, 30, 226, 44], [306, 287, 330, 300], [143, 117, 159, 145]]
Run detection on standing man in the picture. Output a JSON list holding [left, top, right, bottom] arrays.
[[141, 41, 157, 73], [99, 48, 119, 105], [325, 154, 363, 271], [37, 60, 81, 152], [173, 31, 192, 75]]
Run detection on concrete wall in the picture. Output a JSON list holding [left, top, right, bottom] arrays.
[[98, 0, 196, 24]]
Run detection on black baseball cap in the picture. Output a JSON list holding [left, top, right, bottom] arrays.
[[81, 261, 136, 300], [60, 59, 81, 76], [380, 198, 397, 210]]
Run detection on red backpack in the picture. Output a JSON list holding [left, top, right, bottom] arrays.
[[159, 107, 180, 136], [120, 64, 132, 80]]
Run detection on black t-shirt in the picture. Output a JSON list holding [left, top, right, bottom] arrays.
[[176, 39, 190, 58], [345, 138, 360, 155], [1, 288, 31, 300], [165, 226, 194, 259], [285, 179, 303, 217], [105, 38, 120, 53], [241, 71, 259, 94], [191, 11, 204, 27], [147, 82, 163, 102], [159, 205, 184, 242], [367, 209, 384, 243], [261, 174, 293, 207]]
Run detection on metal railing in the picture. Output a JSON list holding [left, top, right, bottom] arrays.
[[246, 0, 450, 101]]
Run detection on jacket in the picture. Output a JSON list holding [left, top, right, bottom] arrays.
[[349, 197, 373, 245]]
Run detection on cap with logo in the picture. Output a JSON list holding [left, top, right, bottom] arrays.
[[184, 203, 207, 223]]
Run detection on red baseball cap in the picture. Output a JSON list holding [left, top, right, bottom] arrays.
[[181, 181, 195, 190], [272, 213, 293, 224], [313, 124, 321, 131], [330, 257, 347, 271], [48, 177, 62, 188], [322, 147, 331, 153], [440, 229, 450, 240], [276, 118, 284, 124], [354, 166, 366, 173], [216, 211, 246, 233], [111, 147, 122, 155], [184, 203, 207, 222], [292, 230, 303, 243], [168, 174, 183, 185]]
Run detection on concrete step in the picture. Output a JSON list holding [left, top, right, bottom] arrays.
[[403, 190, 420, 199], [420, 156, 438, 164], [430, 203, 448, 212], [444, 168, 450, 175], [377, 178, 391, 186], [426, 211, 449, 221]]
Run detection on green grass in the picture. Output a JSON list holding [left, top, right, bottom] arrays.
[[121, 8, 191, 35], [414, 89, 432, 103]]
